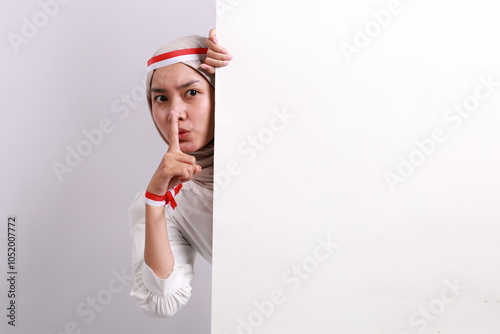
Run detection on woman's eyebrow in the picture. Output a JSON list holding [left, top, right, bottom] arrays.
[[151, 80, 201, 94], [150, 87, 166, 93], [177, 79, 200, 90]]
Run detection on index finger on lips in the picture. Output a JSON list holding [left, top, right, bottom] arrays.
[[168, 111, 181, 152]]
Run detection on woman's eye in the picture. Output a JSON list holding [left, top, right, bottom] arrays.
[[155, 95, 167, 103], [187, 90, 198, 97]]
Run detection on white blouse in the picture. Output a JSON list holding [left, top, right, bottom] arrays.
[[129, 180, 212, 317]]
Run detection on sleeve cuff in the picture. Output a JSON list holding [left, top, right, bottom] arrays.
[[142, 263, 186, 298]]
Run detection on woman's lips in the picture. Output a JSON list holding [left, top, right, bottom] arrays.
[[178, 128, 190, 139]]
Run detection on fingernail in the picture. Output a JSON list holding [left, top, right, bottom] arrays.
[[226, 54, 233, 60]]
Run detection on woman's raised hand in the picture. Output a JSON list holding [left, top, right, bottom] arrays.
[[201, 28, 232, 74], [146, 111, 201, 196]]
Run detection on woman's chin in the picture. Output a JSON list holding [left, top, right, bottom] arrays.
[[180, 141, 201, 154], [180, 136, 213, 153]]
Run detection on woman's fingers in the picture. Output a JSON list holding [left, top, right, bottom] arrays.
[[206, 48, 232, 62], [200, 63, 215, 75], [149, 117, 203, 194], [167, 111, 181, 152], [169, 160, 201, 183], [205, 38, 229, 55], [201, 28, 232, 74], [164, 149, 202, 186], [195, 164, 202, 174], [201, 52, 232, 74], [205, 42, 232, 61], [208, 28, 218, 44]]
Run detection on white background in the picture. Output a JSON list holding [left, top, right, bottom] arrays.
[[1, 1, 214, 333], [213, 0, 500, 333]]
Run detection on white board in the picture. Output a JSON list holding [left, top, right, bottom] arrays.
[[212, 0, 500, 333]]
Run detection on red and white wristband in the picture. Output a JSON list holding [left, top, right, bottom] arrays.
[[144, 184, 183, 215]]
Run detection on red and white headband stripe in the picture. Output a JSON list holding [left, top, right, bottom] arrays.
[[147, 48, 208, 72]]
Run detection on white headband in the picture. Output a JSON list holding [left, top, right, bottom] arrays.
[[147, 48, 208, 72]]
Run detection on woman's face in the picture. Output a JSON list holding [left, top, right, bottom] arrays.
[[150, 63, 214, 153]]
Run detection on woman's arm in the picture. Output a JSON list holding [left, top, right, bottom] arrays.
[[144, 205, 175, 278], [131, 112, 197, 316], [129, 192, 196, 317], [144, 111, 200, 278]]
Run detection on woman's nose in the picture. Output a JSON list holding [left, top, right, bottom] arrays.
[[170, 99, 186, 120]]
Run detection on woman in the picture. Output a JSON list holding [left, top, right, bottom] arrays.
[[129, 29, 231, 317]]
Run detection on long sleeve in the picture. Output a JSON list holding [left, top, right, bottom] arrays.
[[129, 191, 197, 317]]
